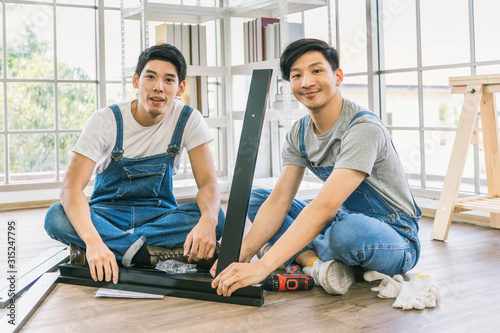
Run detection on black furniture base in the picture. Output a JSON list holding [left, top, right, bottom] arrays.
[[57, 263, 264, 307]]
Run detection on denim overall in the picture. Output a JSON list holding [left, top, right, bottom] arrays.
[[45, 104, 225, 267], [248, 112, 422, 276]]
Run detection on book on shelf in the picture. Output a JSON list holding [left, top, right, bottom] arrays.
[[256, 17, 279, 62], [155, 23, 174, 45], [181, 24, 191, 65], [199, 25, 207, 67], [154, 23, 208, 67], [264, 23, 275, 61], [197, 76, 209, 117], [243, 18, 304, 63], [180, 76, 209, 117], [190, 24, 200, 66], [173, 23, 182, 51], [248, 20, 254, 63], [243, 22, 249, 64]]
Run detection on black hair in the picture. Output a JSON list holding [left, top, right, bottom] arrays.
[[135, 43, 187, 83], [280, 38, 340, 81]]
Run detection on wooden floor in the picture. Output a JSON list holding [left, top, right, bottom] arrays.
[[1, 207, 500, 332]]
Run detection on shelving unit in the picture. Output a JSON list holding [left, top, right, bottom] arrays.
[[119, 0, 330, 190]]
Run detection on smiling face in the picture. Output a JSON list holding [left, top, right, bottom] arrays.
[[132, 59, 186, 126], [289, 51, 343, 114]]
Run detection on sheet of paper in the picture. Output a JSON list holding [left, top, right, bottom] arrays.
[[94, 288, 164, 299]]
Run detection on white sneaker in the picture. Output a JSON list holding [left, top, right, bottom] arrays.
[[255, 242, 285, 269], [256, 242, 272, 259], [302, 259, 355, 295]]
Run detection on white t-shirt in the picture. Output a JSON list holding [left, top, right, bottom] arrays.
[[73, 99, 213, 175]]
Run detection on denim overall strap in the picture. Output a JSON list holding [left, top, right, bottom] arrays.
[[299, 115, 310, 162], [348, 110, 376, 126], [108, 104, 124, 162], [167, 104, 194, 157]]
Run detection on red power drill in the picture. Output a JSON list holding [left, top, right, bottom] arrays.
[[262, 265, 314, 291]]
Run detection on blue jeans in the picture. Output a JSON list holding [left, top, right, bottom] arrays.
[[248, 188, 419, 276], [45, 201, 225, 267]]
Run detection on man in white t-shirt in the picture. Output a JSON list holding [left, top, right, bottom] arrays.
[[45, 44, 224, 284], [212, 38, 421, 297]]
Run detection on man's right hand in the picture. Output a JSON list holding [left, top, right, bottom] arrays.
[[85, 241, 119, 284]]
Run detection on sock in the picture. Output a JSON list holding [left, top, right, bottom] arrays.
[[131, 244, 151, 267], [364, 270, 403, 299], [306, 256, 320, 267], [392, 273, 440, 310]]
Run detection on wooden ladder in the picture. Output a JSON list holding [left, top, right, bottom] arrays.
[[432, 74, 500, 241]]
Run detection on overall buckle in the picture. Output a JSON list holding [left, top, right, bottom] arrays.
[[110, 148, 124, 162], [167, 144, 180, 157]]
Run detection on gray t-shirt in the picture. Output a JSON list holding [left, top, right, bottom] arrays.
[[282, 98, 418, 217]]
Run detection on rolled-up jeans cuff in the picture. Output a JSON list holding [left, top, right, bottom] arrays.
[[283, 243, 315, 268], [122, 236, 145, 268]]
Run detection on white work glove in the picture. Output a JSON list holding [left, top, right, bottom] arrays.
[[364, 270, 403, 299], [392, 273, 440, 310]]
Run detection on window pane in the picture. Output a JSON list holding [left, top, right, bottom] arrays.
[[391, 130, 420, 187], [58, 83, 96, 130], [106, 83, 123, 106], [342, 75, 369, 110], [57, 0, 96, 5], [104, 0, 120, 8], [0, 5, 3, 78], [57, 7, 96, 80], [105, 9, 122, 81], [59, 133, 79, 179], [0, 135, 4, 183], [7, 82, 55, 130], [474, 0, 500, 62], [304, 6, 329, 42], [420, 0, 470, 66], [0, 83, 3, 130], [476, 65, 500, 76], [382, 72, 419, 127], [9, 134, 56, 183], [381, 0, 417, 70], [209, 128, 220, 172], [424, 130, 475, 193], [338, 0, 367, 73], [208, 77, 221, 117], [124, 20, 141, 69], [6, 4, 54, 79], [422, 67, 469, 128]]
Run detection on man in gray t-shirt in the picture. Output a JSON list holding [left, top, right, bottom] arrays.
[[211, 39, 421, 298]]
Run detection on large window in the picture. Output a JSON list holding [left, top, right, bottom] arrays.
[[337, 0, 499, 195], [0, 0, 103, 187], [1, 0, 499, 198]]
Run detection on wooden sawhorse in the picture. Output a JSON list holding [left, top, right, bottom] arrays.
[[432, 74, 500, 241]]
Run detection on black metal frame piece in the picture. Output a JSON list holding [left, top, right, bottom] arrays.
[[216, 69, 273, 275], [57, 264, 263, 306]]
